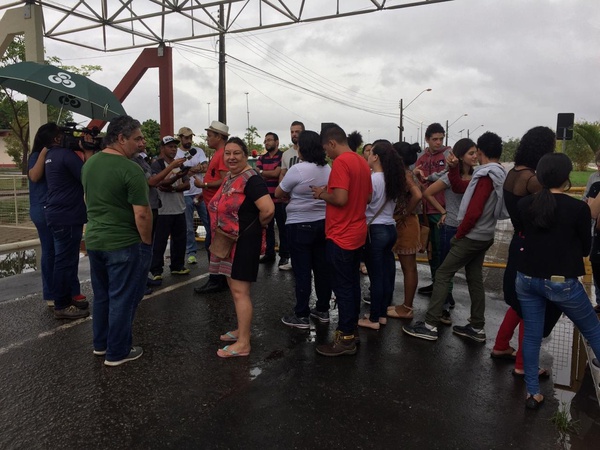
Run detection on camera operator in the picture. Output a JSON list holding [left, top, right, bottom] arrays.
[[44, 124, 94, 319]]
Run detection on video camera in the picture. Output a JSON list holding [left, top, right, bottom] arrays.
[[59, 122, 103, 152]]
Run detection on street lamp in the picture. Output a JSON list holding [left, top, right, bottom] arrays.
[[207, 102, 211, 126], [244, 92, 250, 131], [445, 113, 468, 145], [467, 124, 484, 138], [399, 88, 432, 142]]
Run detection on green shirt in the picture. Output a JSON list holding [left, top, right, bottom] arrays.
[[82, 152, 149, 251]]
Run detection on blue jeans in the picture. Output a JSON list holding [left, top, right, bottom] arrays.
[[516, 272, 600, 396], [30, 204, 80, 300], [287, 220, 331, 317], [50, 224, 83, 309], [89, 242, 152, 361], [265, 202, 289, 258], [364, 224, 397, 321], [326, 240, 362, 334], [184, 195, 209, 256]]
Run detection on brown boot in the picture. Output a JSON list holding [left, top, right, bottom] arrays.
[[316, 330, 357, 356]]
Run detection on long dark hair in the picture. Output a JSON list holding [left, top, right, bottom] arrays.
[[393, 141, 421, 166], [298, 130, 327, 166], [452, 138, 477, 177], [372, 141, 405, 201], [514, 126, 555, 169], [528, 153, 572, 229]]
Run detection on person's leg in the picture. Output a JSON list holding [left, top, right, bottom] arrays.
[[311, 220, 332, 312], [398, 254, 417, 308], [30, 205, 54, 301], [89, 249, 109, 352], [591, 260, 600, 307], [382, 225, 398, 316], [364, 225, 387, 323], [427, 213, 442, 280], [275, 203, 289, 259], [439, 223, 457, 307], [515, 318, 525, 372], [463, 238, 494, 329], [184, 196, 198, 258], [102, 243, 145, 362], [264, 217, 276, 258], [150, 215, 170, 275], [516, 272, 546, 399], [196, 200, 209, 237], [287, 223, 312, 317], [327, 240, 359, 334], [51, 224, 83, 309], [221, 278, 252, 355], [169, 213, 188, 271], [424, 237, 470, 327], [493, 307, 521, 352], [549, 279, 600, 359]]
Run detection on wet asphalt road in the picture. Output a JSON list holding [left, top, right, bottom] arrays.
[[1, 252, 599, 449]]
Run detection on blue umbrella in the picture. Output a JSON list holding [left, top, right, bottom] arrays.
[[0, 61, 126, 120]]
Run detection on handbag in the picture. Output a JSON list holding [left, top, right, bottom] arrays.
[[209, 218, 259, 259], [209, 227, 238, 259]]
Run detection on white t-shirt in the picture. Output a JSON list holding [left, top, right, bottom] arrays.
[[365, 172, 396, 225], [176, 146, 207, 196], [281, 148, 300, 171], [279, 161, 331, 224]]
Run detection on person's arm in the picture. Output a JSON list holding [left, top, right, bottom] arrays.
[[132, 204, 153, 245], [262, 166, 282, 180], [255, 194, 275, 227], [423, 179, 448, 216], [455, 177, 493, 239], [590, 194, 600, 219], [448, 164, 469, 194], [28, 149, 48, 182], [274, 186, 288, 199], [311, 185, 348, 207], [405, 171, 423, 214], [149, 158, 186, 187]]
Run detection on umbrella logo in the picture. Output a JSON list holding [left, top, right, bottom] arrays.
[[48, 72, 76, 89], [58, 94, 82, 109]]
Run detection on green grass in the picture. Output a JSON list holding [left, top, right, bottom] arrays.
[[571, 170, 595, 187]]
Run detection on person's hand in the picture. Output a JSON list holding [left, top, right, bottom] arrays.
[[413, 165, 426, 182], [311, 185, 327, 200], [446, 151, 458, 168], [438, 214, 446, 227], [168, 157, 186, 170]]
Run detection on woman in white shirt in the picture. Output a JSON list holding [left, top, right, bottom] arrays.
[[359, 140, 405, 330], [276, 130, 333, 329]]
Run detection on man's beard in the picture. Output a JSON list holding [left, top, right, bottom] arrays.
[[292, 137, 298, 145], [182, 142, 192, 150]]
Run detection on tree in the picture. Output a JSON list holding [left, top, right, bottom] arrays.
[[244, 125, 263, 154], [500, 137, 520, 163], [0, 35, 101, 173], [140, 119, 161, 157], [563, 121, 600, 171]]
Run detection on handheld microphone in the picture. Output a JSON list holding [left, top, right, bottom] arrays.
[[183, 148, 197, 160]]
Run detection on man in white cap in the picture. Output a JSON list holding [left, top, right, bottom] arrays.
[[148, 136, 191, 283], [175, 127, 208, 265], [194, 121, 230, 294]]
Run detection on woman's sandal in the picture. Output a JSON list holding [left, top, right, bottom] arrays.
[[512, 368, 550, 379], [490, 347, 517, 360], [387, 304, 413, 319], [220, 331, 238, 342]]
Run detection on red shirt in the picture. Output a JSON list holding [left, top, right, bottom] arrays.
[[455, 177, 493, 239], [203, 147, 228, 205], [325, 151, 372, 250]]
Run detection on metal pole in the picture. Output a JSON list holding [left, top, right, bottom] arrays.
[[245, 92, 250, 130], [207, 102, 210, 125], [398, 99, 404, 142], [218, 4, 226, 123], [562, 126, 567, 153], [445, 120, 449, 146]]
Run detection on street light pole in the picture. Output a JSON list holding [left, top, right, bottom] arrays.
[[467, 124, 484, 138], [244, 92, 250, 131], [399, 88, 432, 142], [445, 113, 468, 145], [207, 102, 211, 126]]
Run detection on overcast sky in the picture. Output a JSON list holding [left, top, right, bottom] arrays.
[[21, 0, 600, 148]]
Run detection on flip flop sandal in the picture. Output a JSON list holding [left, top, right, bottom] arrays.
[[491, 347, 517, 360], [217, 345, 250, 358], [512, 368, 550, 379], [220, 331, 238, 342]]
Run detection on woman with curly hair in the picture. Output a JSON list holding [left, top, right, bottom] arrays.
[[491, 126, 555, 379], [358, 140, 405, 329]]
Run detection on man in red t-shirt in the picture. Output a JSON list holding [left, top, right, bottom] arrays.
[[311, 124, 372, 356], [194, 121, 230, 294]]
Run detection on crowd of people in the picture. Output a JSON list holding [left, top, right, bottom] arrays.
[[27, 117, 600, 409]]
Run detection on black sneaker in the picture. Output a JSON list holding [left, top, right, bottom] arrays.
[[104, 346, 144, 367], [402, 321, 438, 341], [310, 308, 330, 323], [316, 330, 357, 356], [278, 258, 292, 271], [417, 284, 434, 296], [281, 314, 310, 329], [440, 310, 452, 326], [453, 324, 486, 343], [259, 254, 276, 264]]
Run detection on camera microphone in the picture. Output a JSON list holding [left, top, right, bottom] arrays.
[[183, 148, 197, 160]]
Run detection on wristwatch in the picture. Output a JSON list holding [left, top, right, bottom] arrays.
[[259, 169, 264, 175]]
